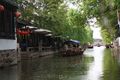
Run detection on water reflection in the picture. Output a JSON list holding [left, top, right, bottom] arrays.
[[1, 46, 120, 80], [85, 46, 105, 80], [102, 49, 120, 80], [18, 55, 93, 80], [0, 66, 17, 80]]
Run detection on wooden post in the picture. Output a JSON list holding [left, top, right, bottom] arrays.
[[39, 40, 42, 52]]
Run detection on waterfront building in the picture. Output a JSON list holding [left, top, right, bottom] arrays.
[[0, 0, 19, 67]]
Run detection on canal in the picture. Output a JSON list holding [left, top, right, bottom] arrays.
[[0, 46, 120, 80]]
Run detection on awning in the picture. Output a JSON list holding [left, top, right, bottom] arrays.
[[25, 26, 37, 29], [64, 40, 80, 44], [45, 34, 52, 36], [69, 40, 80, 44], [34, 29, 52, 34]]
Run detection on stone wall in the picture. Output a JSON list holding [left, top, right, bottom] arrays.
[[0, 49, 17, 68]]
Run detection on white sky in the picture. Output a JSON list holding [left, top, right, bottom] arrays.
[[89, 18, 102, 39], [67, 2, 77, 9], [91, 27, 102, 39]]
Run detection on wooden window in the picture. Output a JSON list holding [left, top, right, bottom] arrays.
[[0, 8, 15, 39]]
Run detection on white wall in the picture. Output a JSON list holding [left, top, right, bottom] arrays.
[[0, 39, 17, 50]]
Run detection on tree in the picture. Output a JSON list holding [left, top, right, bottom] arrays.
[[82, 0, 118, 43], [15, 0, 93, 44]]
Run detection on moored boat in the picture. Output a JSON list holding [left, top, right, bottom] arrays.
[[61, 40, 85, 57], [97, 44, 101, 47], [105, 44, 113, 48], [88, 45, 93, 48], [105, 44, 110, 48], [62, 48, 85, 57]]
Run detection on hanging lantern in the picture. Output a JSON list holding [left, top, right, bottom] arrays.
[[16, 29, 21, 34], [16, 29, 29, 35], [0, 4, 4, 12], [15, 11, 21, 18], [22, 31, 29, 35]]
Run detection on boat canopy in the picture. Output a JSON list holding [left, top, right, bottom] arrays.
[[64, 40, 80, 44]]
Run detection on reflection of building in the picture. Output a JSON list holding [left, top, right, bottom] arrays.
[[0, 0, 18, 67]]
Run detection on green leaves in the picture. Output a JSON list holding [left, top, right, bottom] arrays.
[[15, 0, 93, 44], [82, 0, 119, 43]]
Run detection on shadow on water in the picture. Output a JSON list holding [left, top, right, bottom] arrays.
[[0, 66, 17, 80], [17, 55, 94, 80]]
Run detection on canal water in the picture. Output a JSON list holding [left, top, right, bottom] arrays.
[[0, 46, 120, 80]]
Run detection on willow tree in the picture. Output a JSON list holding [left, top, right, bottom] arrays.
[[64, 7, 93, 43], [82, 0, 119, 43], [15, 0, 93, 44]]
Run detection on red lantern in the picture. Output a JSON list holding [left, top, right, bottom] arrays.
[[16, 29, 29, 35], [22, 31, 29, 35], [15, 11, 21, 18], [0, 4, 4, 12], [16, 29, 21, 34]]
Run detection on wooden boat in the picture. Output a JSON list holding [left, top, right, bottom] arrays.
[[61, 40, 86, 57], [61, 47, 85, 57], [105, 44, 113, 48], [88, 45, 93, 48], [105, 44, 110, 48], [97, 44, 101, 47]]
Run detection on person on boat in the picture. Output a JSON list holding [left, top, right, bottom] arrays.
[[64, 44, 68, 51], [20, 39, 27, 51]]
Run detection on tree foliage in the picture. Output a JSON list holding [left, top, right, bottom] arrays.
[[82, 0, 119, 43], [15, 0, 93, 44]]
